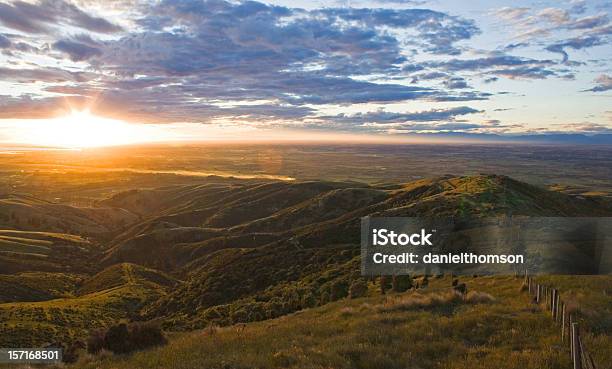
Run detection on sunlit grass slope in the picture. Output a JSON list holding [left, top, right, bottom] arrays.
[[0, 263, 177, 348], [0, 272, 83, 303], [71, 275, 611, 369]]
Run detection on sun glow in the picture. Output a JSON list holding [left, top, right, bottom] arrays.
[[5, 111, 173, 148]]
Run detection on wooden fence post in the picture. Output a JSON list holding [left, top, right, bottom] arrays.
[[572, 322, 581, 369], [528, 277, 532, 294], [553, 289, 557, 318], [523, 280, 596, 369], [561, 303, 566, 342], [570, 315, 575, 359], [548, 287, 552, 311]]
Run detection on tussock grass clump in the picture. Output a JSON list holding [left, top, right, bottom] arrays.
[[376, 289, 494, 313], [464, 291, 495, 304], [376, 290, 463, 312]]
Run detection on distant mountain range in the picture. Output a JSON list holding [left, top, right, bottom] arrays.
[[408, 133, 612, 144]]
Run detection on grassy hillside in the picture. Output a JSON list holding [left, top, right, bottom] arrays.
[[0, 230, 100, 274], [0, 194, 137, 239], [0, 272, 83, 303], [1, 174, 610, 367], [102, 174, 612, 271], [78, 263, 179, 295], [0, 284, 156, 348], [534, 275, 612, 365], [104, 175, 612, 329], [70, 275, 612, 369], [0, 263, 178, 348]]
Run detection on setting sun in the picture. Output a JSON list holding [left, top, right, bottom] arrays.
[[5, 111, 173, 148]]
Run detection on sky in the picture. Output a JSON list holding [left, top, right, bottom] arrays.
[[0, 0, 611, 145]]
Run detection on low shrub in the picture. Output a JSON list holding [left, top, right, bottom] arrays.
[[330, 280, 349, 301], [87, 322, 166, 355], [391, 275, 412, 292], [349, 279, 368, 299]]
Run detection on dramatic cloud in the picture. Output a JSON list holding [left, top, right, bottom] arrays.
[[323, 106, 483, 125], [429, 55, 553, 72], [0, 0, 609, 137], [0, 94, 86, 119], [0, 67, 93, 83], [0, 0, 122, 34], [54, 38, 102, 61], [427, 55, 559, 80], [36, 0, 484, 120]]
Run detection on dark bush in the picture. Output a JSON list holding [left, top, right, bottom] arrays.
[[105, 323, 130, 354], [330, 280, 349, 301], [348, 279, 368, 298], [301, 292, 317, 308], [230, 308, 249, 323], [86, 329, 106, 354], [319, 291, 330, 304], [128, 323, 166, 351], [201, 304, 230, 322], [87, 322, 166, 355], [453, 283, 467, 295], [391, 275, 412, 292], [63, 342, 84, 363]]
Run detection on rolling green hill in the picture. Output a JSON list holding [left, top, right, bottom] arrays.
[[0, 194, 137, 239], [0, 272, 83, 303], [0, 230, 100, 274], [0, 263, 178, 349], [77, 263, 180, 295]]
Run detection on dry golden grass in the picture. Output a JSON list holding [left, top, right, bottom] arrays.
[[55, 275, 611, 369]]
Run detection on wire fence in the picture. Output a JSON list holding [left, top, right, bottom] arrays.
[[523, 272, 599, 369]]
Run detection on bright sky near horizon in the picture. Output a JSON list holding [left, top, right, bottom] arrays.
[[0, 0, 610, 146]]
